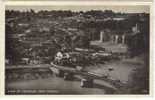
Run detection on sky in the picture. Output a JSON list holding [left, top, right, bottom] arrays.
[[6, 5, 150, 13]]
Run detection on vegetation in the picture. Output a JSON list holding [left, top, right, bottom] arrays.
[[5, 10, 149, 63]]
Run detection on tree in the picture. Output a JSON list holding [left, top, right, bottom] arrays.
[[5, 24, 23, 64]]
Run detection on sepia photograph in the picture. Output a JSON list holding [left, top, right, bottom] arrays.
[[5, 5, 150, 95]]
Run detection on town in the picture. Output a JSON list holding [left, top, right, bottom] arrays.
[[5, 9, 149, 94]]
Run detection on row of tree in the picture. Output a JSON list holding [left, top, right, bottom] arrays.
[[6, 9, 129, 19]]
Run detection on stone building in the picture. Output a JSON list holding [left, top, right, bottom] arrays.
[[112, 34, 126, 44], [99, 30, 111, 42]]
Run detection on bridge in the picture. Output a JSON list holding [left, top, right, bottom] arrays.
[[50, 62, 126, 89], [5, 63, 126, 90]]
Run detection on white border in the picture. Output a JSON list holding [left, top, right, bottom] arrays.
[[4, 1, 153, 5], [0, 1, 154, 98]]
